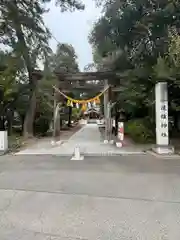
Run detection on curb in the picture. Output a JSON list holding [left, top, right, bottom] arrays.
[[15, 151, 146, 157], [147, 150, 180, 159]]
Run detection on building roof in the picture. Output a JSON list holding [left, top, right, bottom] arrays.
[[84, 108, 100, 114]]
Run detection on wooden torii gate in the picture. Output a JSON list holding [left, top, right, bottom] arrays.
[[32, 69, 123, 142]]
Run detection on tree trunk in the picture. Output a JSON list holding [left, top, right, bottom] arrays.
[[20, 114, 25, 135], [7, 109, 14, 136], [23, 89, 37, 138], [12, 1, 36, 138]]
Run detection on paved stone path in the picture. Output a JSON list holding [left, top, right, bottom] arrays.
[[16, 124, 146, 156]]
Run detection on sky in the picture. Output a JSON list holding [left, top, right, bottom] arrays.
[[43, 0, 102, 71]]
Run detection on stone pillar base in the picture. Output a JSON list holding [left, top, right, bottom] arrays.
[[152, 145, 174, 155]]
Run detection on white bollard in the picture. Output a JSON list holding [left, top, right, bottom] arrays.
[[71, 146, 84, 160]]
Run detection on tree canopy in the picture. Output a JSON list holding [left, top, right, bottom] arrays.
[[89, 0, 180, 112], [52, 43, 79, 72]]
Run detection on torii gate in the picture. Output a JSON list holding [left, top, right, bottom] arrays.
[[32, 70, 121, 141]]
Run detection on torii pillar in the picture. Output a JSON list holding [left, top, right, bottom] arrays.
[[53, 91, 60, 138], [53, 82, 63, 139], [104, 80, 112, 142]]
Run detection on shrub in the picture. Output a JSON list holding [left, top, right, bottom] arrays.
[[125, 119, 155, 143], [72, 108, 81, 121], [34, 115, 50, 136]]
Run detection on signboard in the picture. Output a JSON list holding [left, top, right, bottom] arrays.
[[118, 122, 124, 141]]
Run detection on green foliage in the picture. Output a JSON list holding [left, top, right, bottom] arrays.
[[72, 108, 81, 120], [0, 51, 25, 115], [34, 115, 50, 135], [90, 0, 180, 72], [33, 40, 81, 134], [33, 75, 57, 135], [125, 119, 155, 143], [53, 0, 84, 11], [0, 1, 51, 68], [51, 43, 79, 72]]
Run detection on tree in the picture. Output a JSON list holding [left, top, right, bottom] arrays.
[[52, 43, 79, 72], [52, 43, 80, 126], [48, 0, 84, 11], [0, 0, 84, 138], [0, 50, 30, 134], [0, 1, 51, 137], [84, 63, 96, 72]]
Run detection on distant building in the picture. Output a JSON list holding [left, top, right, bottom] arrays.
[[84, 108, 100, 119]]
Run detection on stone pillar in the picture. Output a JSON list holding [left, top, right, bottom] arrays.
[[108, 87, 113, 142], [153, 82, 174, 154]]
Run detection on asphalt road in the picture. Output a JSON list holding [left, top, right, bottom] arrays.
[[0, 154, 180, 239]]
